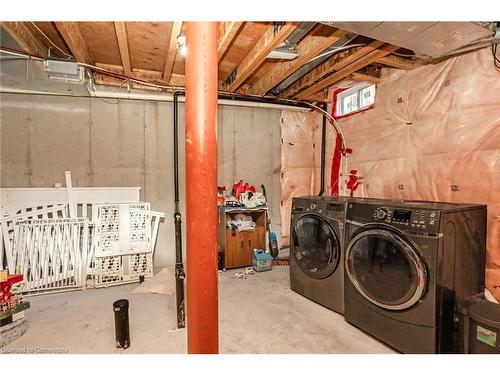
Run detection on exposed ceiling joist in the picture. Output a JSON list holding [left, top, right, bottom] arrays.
[[54, 22, 92, 64], [218, 21, 243, 61], [162, 22, 183, 82], [225, 22, 298, 92], [351, 72, 382, 84], [296, 44, 399, 98], [1, 21, 47, 57], [349, 65, 382, 84], [301, 91, 332, 103], [94, 62, 185, 89], [96, 62, 160, 81], [376, 55, 416, 70], [113, 22, 132, 74], [249, 28, 348, 95], [280, 40, 385, 98]]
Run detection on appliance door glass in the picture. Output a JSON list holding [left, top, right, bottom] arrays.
[[292, 215, 340, 279], [346, 228, 427, 310]]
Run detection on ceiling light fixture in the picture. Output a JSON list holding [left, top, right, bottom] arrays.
[[177, 32, 187, 57]]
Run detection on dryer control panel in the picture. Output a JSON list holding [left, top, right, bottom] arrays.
[[291, 197, 346, 220], [370, 206, 440, 233]]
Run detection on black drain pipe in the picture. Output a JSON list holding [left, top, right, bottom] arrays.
[[173, 91, 186, 329], [318, 103, 327, 196], [172, 90, 335, 329]]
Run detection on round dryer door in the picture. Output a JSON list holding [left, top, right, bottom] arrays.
[[291, 215, 340, 279], [346, 228, 427, 310]]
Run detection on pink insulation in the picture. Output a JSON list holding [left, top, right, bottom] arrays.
[[338, 47, 500, 300], [280, 110, 322, 245], [280, 47, 499, 298]]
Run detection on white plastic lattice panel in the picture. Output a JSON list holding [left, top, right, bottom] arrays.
[[90, 256, 124, 286], [95, 203, 151, 257], [90, 252, 153, 288], [1, 204, 68, 272], [129, 253, 153, 278], [11, 218, 95, 295]]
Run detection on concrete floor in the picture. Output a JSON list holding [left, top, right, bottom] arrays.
[[2, 266, 394, 354]]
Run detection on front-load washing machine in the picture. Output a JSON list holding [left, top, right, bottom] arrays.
[[344, 199, 487, 353], [289, 196, 353, 314]]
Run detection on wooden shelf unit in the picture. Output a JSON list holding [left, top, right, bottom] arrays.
[[218, 207, 267, 269]]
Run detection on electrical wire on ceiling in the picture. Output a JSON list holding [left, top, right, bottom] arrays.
[[29, 22, 74, 59], [306, 43, 366, 64], [392, 51, 417, 58], [0, 46, 178, 91], [492, 43, 500, 70], [0, 48, 42, 60]]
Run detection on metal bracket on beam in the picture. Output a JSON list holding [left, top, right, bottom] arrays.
[[273, 22, 286, 35], [224, 68, 237, 87]]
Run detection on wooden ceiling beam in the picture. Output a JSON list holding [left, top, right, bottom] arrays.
[[113, 22, 132, 74], [351, 72, 382, 84], [1, 21, 47, 57], [349, 65, 382, 84], [218, 21, 243, 62], [54, 22, 92, 63], [162, 21, 183, 82], [279, 40, 385, 98], [225, 22, 298, 92], [349, 65, 382, 85], [249, 28, 348, 95], [296, 44, 399, 99], [376, 54, 416, 70], [94, 62, 186, 88], [302, 91, 333, 103]]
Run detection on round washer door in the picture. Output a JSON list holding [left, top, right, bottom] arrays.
[[291, 214, 340, 279], [345, 228, 427, 310]]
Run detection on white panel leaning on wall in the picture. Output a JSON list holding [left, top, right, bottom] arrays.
[[0, 171, 165, 295]]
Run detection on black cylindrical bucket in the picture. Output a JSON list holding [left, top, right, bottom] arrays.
[[113, 299, 130, 349]]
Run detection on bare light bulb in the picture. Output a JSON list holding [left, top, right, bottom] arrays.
[[177, 32, 187, 57]]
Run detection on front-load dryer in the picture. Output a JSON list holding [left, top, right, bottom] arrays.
[[343, 199, 487, 353], [289, 196, 351, 314]]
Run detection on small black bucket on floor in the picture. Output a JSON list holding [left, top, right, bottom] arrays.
[[113, 299, 130, 349]]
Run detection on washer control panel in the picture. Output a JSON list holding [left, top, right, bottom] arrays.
[[371, 206, 439, 233]]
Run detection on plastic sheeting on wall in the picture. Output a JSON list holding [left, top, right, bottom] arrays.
[[280, 109, 336, 245], [280, 110, 321, 245], [335, 47, 500, 300]]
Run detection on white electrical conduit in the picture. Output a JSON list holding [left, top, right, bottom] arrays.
[[0, 86, 310, 112]]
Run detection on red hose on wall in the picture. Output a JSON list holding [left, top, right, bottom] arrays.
[[330, 132, 343, 196]]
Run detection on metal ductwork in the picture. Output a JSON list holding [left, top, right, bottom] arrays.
[[270, 32, 358, 95], [324, 22, 496, 59], [267, 22, 316, 60]]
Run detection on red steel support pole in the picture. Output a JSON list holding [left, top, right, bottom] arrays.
[[185, 21, 219, 354]]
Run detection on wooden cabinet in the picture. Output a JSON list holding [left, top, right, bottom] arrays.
[[218, 207, 267, 269]]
